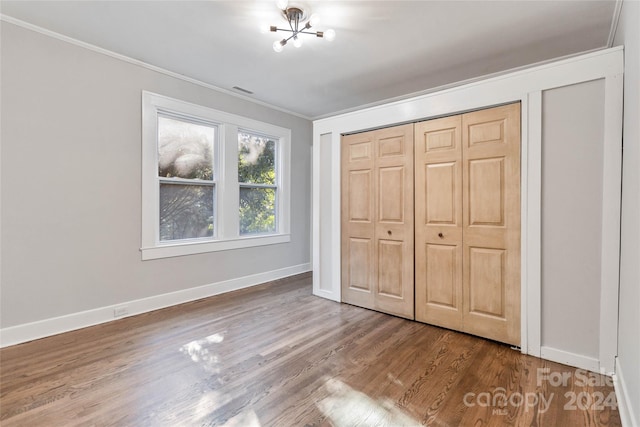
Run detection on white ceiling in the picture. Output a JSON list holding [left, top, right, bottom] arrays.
[[1, 0, 617, 119]]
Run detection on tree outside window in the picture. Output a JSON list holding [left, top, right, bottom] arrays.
[[158, 116, 216, 241], [238, 131, 277, 235]]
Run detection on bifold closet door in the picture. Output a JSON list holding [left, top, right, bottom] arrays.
[[415, 103, 521, 346], [462, 104, 520, 346], [341, 124, 414, 319], [414, 116, 464, 329]]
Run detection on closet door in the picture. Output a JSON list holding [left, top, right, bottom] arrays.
[[414, 103, 520, 346], [374, 124, 414, 319], [462, 103, 521, 346], [341, 130, 376, 311], [414, 116, 463, 329], [341, 124, 414, 319]]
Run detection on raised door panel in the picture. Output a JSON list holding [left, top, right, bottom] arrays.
[[341, 132, 376, 310], [467, 247, 505, 318], [379, 166, 405, 223], [348, 238, 372, 291], [416, 243, 463, 329], [468, 119, 505, 147], [348, 141, 372, 162], [468, 158, 505, 226], [426, 162, 457, 225], [377, 240, 404, 298], [462, 103, 521, 346], [374, 124, 414, 319], [348, 170, 373, 222], [425, 244, 458, 308], [378, 135, 405, 157], [414, 116, 463, 326]]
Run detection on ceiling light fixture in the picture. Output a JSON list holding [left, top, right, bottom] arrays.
[[268, 0, 335, 52]]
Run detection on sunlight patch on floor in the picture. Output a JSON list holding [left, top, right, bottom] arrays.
[[179, 332, 225, 373], [218, 409, 262, 427], [317, 378, 419, 427], [191, 390, 233, 423]]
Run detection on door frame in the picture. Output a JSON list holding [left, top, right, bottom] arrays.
[[312, 47, 623, 374]]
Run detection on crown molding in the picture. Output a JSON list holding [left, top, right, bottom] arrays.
[[0, 14, 312, 121]]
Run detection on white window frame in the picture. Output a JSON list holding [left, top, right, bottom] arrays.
[[238, 129, 280, 236], [157, 112, 219, 242], [141, 91, 291, 260]]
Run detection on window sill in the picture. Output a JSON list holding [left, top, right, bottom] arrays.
[[141, 233, 291, 260]]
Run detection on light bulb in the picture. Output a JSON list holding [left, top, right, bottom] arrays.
[[324, 29, 335, 42], [309, 14, 320, 27], [273, 40, 284, 52], [276, 0, 288, 10], [293, 36, 303, 48], [259, 24, 270, 34]]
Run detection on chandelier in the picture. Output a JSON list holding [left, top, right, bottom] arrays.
[[268, 0, 335, 52]]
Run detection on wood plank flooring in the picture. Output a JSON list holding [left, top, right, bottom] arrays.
[[0, 273, 621, 426]]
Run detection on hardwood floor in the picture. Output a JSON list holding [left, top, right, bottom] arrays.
[[0, 273, 621, 426]]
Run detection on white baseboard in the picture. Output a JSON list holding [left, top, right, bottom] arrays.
[[540, 346, 601, 372], [614, 357, 639, 427], [312, 287, 340, 302], [0, 263, 311, 348]]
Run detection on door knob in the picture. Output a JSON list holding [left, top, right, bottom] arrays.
[[387, 230, 392, 235], [438, 232, 444, 238]]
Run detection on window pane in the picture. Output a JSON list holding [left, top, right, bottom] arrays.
[[239, 187, 276, 235], [160, 184, 214, 241], [158, 116, 214, 180], [238, 132, 275, 184]]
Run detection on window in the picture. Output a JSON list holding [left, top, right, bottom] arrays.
[[238, 131, 277, 235], [142, 92, 291, 260], [158, 115, 216, 241]]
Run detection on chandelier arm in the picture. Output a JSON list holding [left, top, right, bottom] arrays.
[[283, 32, 299, 43], [272, 28, 320, 37], [286, 11, 295, 32], [273, 28, 303, 43]]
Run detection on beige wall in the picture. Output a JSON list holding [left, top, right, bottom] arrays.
[[0, 23, 312, 327]]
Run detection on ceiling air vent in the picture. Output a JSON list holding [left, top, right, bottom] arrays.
[[232, 86, 254, 95]]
